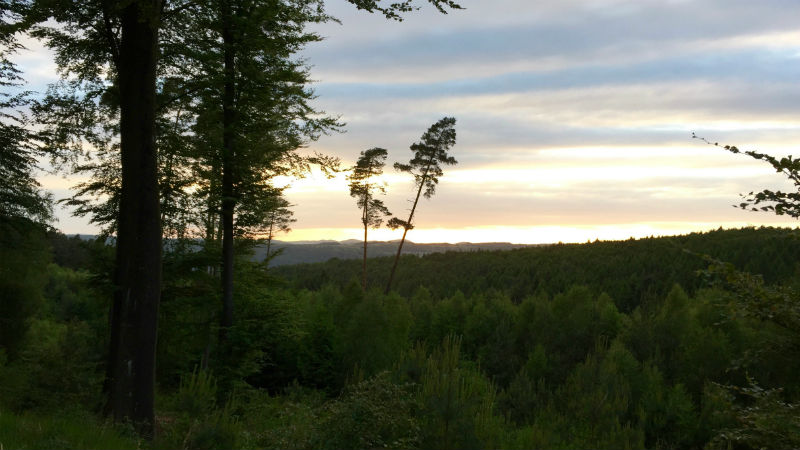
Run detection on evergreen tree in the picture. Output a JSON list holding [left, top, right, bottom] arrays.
[[258, 193, 295, 267], [385, 117, 457, 294], [348, 147, 392, 291]]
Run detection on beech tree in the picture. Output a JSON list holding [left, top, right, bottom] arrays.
[[385, 117, 457, 294], [0, 15, 51, 224], [348, 147, 392, 291], [26, 0, 176, 433], [176, 0, 341, 340]]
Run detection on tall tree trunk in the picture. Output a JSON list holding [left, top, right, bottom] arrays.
[[362, 191, 369, 291], [385, 164, 430, 294], [104, 0, 162, 437], [385, 226, 409, 294], [362, 221, 368, 291], [219, 0, 236, 341], [265, 214, 274, 266]]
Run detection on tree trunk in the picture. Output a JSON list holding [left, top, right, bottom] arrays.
[[265, 215, 274, 267], [104, 0, 162, 437], [385, 225, 409, 294], [362, 192, 369, 291], [385, 164, 430, 294], [362, 221, 368, 291], [219, 0, 236, 340]]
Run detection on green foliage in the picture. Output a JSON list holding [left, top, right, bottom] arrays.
[[708, 380, 800, 450], [338, 290, 412, 377], [0, 36, 53, 224], [4, 223, 800, 448], [311, 372, 420, 450], [279, 226, 800, 309], [235, 386, 323, 450], [700, 258, 800, 448], [414, 335, 499, 450], [393, 116, 458, 201], [553, 340, 646, 449], [0, 318, 103, 411], [348, 147, 392, 229], [0, 219, 50, 355], [159, 368, 240, 450], [218, 277, 303, 388], [695, 134, 800, 218], [344, 0, 462, 21], [0, 408, 140, 450]]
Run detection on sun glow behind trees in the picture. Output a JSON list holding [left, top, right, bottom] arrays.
[[18, 0, 800, 243]]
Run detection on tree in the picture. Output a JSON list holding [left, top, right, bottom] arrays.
[[186, 0, 461, 340], [385, 117, 457, 294], [694, 133, 800, 448], [28, 0, 164, 433], [694, 133, 800, 218], [259, 194, 295, 267], [0, 10, 53, 356], [178, 0, 340, 340], [0, 5, 52, 224], [348, 147, 392, 291], [25, 0, 461, 435]]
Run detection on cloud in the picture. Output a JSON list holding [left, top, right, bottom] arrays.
[[307, 0, 800, 83], [17, 0, 800, 241]]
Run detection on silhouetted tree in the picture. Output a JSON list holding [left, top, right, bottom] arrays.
[[259, 193, 295, 267], [0, 13, 52, 224], [23, 0, 461, 435], [385, 117, 457, 294], [695, 133, 800, 448], [348, 147, 392, 291], [694, 133, 800, 218]]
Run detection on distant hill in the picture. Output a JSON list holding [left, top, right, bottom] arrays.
[[53, 233, 533, 267], [255, 240, 534, 266]]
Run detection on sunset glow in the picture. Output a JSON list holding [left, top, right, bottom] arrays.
[[20, 0, 800, 243]]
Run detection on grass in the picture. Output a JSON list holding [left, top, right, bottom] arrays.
[[0, 408, 141, 450]]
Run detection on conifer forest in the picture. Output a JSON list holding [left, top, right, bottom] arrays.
[[2, 0, 800, 449]]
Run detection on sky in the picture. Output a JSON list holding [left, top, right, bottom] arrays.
[[19, 0, 800, 244]]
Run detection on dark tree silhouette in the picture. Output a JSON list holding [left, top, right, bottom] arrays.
[[694, 133, 800, 218], [385, 117, 457, 294], [348, 147, 392, 291], [22, 0, 461, 436], [0, 25, 52, 224]]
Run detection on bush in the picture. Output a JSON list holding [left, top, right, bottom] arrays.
[[158, 368, 240, 450], [311, 372, 420, 450], [0, 319, 102, 411]]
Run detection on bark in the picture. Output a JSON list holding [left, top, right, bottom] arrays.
[[104, 0, 162, 437], [219, 0, 236, 340]]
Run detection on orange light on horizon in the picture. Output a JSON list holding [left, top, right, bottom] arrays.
[[276, 221, 799, 245]]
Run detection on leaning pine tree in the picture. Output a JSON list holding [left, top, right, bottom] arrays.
[[385, 117, 457, 294], [348, 147, 392, 291]]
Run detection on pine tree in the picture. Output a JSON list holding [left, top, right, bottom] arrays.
[[348, 147, 392, 291], [386, 117, 457, 294]]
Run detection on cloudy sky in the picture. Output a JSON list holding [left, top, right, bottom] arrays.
[[24, 0, 800, 243]]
